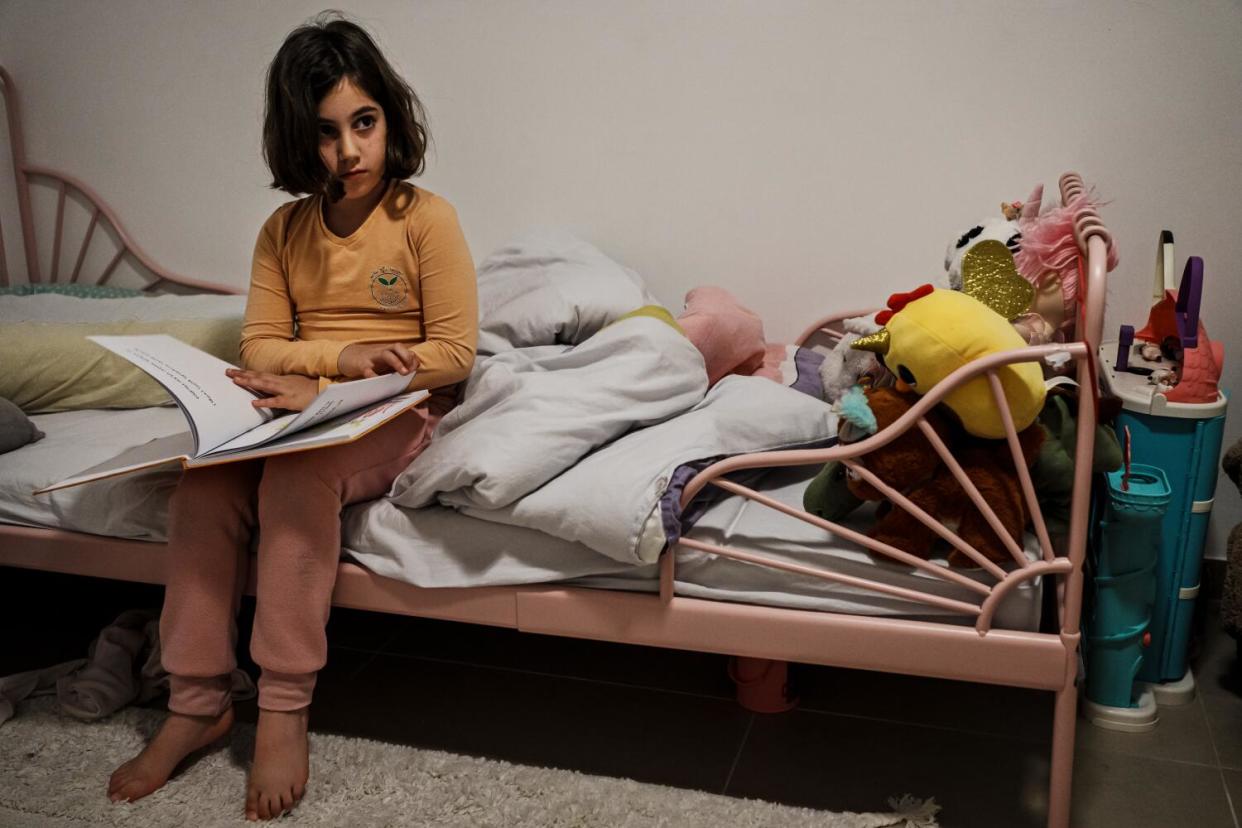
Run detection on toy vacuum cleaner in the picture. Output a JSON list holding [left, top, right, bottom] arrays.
[[1090, 231, 1228, 729]]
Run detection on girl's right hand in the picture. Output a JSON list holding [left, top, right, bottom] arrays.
[[338, 342, 419, 378]]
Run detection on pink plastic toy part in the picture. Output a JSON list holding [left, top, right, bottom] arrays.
[[1135, 257, 1224, 405], [728, 657, 798, 713], [1165, 322, 1223, 405]]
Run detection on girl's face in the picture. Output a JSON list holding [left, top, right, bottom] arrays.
[[317, 77, 388, 203]]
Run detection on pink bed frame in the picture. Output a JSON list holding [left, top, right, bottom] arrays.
[[0, 66, 1117, 826]]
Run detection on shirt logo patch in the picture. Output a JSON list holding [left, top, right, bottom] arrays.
[[369, 266, 409, 309]]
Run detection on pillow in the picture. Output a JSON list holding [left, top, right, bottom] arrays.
[[0, 292, 246, 413], [0, 396, 45, 453], [0, 318, 244, 413], [675, 286, 766, 387]]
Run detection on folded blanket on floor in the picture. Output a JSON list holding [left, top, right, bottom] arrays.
[[0, 609, 254, 726]]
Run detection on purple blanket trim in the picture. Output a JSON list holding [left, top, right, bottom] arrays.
[[659, 347, 831, 546], [792, 346, 826, 398], [659, 458, 722, 545]]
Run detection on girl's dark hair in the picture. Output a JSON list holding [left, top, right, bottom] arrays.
[[263, 13, 429, 197]]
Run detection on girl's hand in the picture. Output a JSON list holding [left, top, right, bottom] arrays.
[[338, 342, 419, 379], [225, 369, 319, 412]]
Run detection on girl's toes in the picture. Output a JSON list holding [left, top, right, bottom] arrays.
[[108, 776, 129, 801]]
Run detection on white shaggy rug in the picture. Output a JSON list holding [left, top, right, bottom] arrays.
[[0, 698, 939, 827]]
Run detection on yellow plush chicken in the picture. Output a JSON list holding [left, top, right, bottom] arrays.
[[851, 240, 1046, 439]]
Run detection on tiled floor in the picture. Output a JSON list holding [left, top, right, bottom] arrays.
[[2, 566, 1239, 827]]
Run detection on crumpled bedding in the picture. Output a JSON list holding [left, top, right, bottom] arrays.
[[390, 312, 709, 513], [381, 230, 837, 566]]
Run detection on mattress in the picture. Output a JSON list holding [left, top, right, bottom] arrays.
[[568, 466, 1041, 629], [0, 407, 187, 539], [344, 465, 1042, 630], [0, 409, 1041, 630]]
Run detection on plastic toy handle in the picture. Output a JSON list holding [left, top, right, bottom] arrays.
[[1175, 257, 1202, 350], [1122, 426, 1132, 492], [1154, 230, 1175, 301], [1116, 325, 1134, 371]]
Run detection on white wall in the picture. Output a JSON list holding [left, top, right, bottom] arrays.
[[2, 0, 1241, 558]]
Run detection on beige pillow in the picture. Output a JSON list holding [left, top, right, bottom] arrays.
[[0, 319, 243, 413]]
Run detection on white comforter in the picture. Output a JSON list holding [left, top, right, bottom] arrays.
[[385, 231, 837, 565], [391, 314, 709, 512]]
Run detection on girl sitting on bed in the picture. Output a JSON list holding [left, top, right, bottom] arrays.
[[107, 14, 477, 821]]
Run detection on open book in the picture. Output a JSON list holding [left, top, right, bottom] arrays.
[[37, 335, 428, 493]]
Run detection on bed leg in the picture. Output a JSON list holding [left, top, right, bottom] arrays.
[[728, 657, 798, 713], [1047, 670, 1078, 827]]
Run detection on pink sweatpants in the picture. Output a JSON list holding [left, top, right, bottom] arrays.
[[159, 398, 449, 716]]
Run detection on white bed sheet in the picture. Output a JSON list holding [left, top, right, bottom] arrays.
[[0, 409, 1041, 630], [566, 465, 1042, 630], [0, 407, 187, 539], [345, 465, 1042, 630]]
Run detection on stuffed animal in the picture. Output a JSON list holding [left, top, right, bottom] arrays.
[[1030, 384, 1123, 536], [947, 183, 1119, 336], [803, 460, 863, 523], [806, 386, 1044, 568], [944, 214, 1022, 292], [803, 385, 876, 520], [851, 242, 1046, 439], [944, 191, 1062, 348], [817, 315, 886, 404]]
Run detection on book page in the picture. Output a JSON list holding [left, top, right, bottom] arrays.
[[34, 432, 195, 494], [191, 389, 429, 465], [203, 370, 414, 455], [90, 335, 267, 454]]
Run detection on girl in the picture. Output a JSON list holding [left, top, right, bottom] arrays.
[[107, 15, 477, 821]]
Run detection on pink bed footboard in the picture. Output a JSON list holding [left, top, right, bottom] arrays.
[[1, 63, 1112, 826], [664, 172, 1114, 826], [673, 173, 1111, 634]]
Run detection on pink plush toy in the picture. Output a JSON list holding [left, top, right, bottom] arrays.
[[676, 286, 766, 386]]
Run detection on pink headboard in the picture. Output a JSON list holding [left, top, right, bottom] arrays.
[[0, 66, 239, 295]]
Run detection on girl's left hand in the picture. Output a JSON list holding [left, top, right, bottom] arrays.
[[225, 369, 318, 412]]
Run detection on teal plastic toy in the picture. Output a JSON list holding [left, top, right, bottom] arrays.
[[1084, 465, 1171, 709]]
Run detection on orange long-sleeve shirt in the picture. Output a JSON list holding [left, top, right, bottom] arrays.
[[239, 182, 478, 393]]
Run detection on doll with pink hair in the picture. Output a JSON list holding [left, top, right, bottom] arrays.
[[1013, 183, 1120, 335]]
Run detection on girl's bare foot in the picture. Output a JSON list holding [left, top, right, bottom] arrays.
[[245, 707, 310, 821], [108, 707, 235, 803]]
